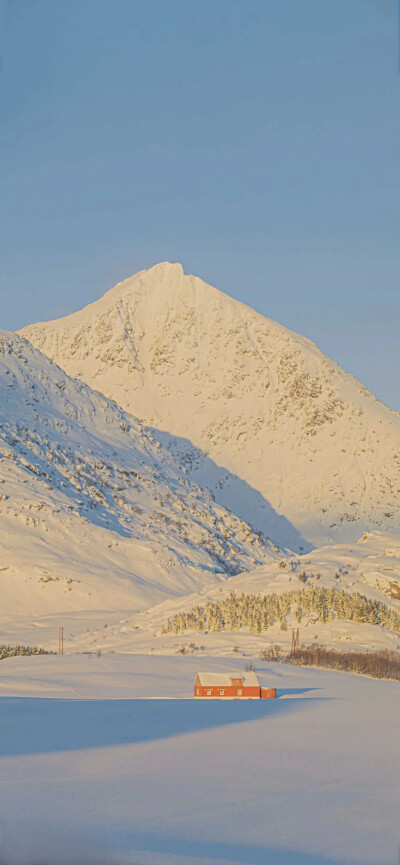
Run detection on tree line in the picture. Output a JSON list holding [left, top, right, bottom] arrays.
[[287, 646, 400, 681], [161, 586, 400, 636], [0, 644, 51, 660]]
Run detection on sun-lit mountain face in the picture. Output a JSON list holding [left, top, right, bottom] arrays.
[[20, 262, 400, 551]]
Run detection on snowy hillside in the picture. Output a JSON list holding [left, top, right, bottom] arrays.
[[20, 261, 400, 550], [75, 531, 400, 655], [0, 332, 279, 623]]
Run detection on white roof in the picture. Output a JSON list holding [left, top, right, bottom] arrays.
[[197, 671, 259, 688], [241, 671, 259, 688]]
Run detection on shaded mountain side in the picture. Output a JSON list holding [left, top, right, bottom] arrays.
[[0, 331, 280, 620]]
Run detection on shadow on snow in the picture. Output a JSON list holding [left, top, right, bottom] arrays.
[[115, 835, 362, 865], [0, 694, 326, 757], [151, 428, 313, 554], [276, 686, 321, 698]]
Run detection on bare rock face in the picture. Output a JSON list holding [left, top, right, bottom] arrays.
[[20, 262, 400, 550]]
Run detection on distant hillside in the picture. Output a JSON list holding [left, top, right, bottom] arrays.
[[74, 532, 400, 655]]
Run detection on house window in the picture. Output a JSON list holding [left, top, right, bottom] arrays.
[[237, 689, 242, 695], [219, 689, 225, 695], [206, 689, 211, 695]]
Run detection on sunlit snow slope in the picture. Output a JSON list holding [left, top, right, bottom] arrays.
[[21, 262, 400, 550], [75, 531, 400, 655], [0, 332, 279, 621]]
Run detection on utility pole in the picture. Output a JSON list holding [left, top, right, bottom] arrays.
[[58, 626, 64, 655]]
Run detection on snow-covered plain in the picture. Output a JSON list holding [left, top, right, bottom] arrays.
[[0, 654, 399, 865]]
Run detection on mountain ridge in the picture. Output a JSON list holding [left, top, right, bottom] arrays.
[[0, 329, 279, 623]]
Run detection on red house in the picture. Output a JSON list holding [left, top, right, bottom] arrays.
[[194, 671, 276, 699]]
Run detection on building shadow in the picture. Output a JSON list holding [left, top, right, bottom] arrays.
[[0, 694, 324, 758], [276, 687, 321, 698]]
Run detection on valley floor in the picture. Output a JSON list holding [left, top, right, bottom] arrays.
[[0, 654, 399, 865]]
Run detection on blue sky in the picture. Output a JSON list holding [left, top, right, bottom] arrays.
[[1, 0, 399, 408]]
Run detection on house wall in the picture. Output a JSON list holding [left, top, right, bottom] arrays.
[[261, 687, 276, 699], [194, 682, 260, 699]]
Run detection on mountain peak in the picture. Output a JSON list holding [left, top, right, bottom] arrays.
[[146, 260, 185, 276], [113, 261, 186, 294]]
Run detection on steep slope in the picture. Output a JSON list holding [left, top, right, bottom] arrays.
[[20, 261, 400, 550], [77, 531, 400, 656], [0, 332, 279, 622]]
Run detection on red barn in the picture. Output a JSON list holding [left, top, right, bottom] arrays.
[[194, 671, 275, 699]]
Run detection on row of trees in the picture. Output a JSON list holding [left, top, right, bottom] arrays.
[[161, 587, 400, 636], [288, 646, 400, 681], [0, 644, 51, 660]]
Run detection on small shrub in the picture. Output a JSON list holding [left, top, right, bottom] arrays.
[[260, 644, 282, 661]]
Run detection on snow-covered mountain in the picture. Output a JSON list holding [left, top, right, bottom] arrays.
[[0, 331, 279, 622], [20, 261, 400, 550]]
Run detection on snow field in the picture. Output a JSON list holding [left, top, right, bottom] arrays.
[[0, 654, 399, 865]]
